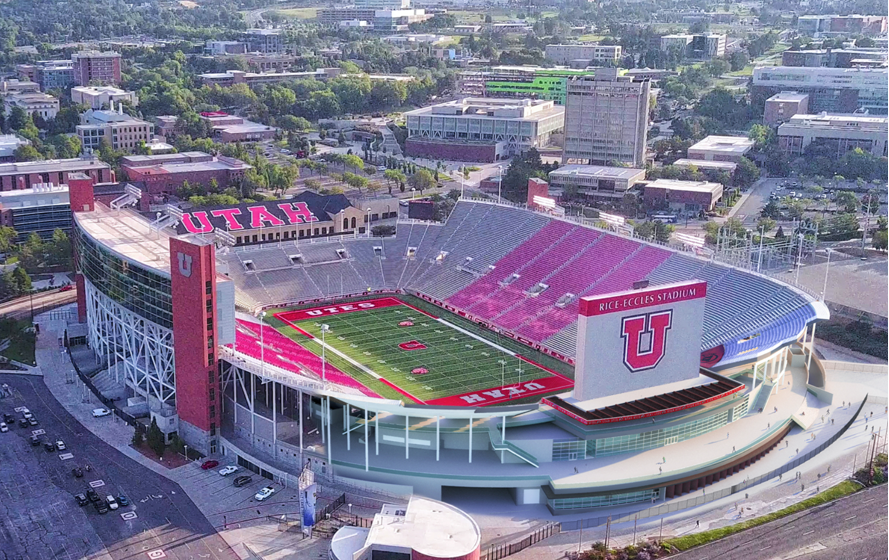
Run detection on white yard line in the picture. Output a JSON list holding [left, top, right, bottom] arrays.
[[435, 317, 517, 357]]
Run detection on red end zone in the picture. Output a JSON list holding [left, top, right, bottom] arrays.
[[426, 374, 573, 407], [275, 297, 404, 324]]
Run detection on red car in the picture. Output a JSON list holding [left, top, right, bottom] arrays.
[[59, 285, 75, 292], [201, 460, 219, 470]]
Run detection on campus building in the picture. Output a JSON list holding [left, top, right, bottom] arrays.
[[643, 178, 724, 213], [546, 164, 646, 203], [121, 152, 251, 209], [781, 48, 888, 68], [458, 66, 602, 106], [797, 14, 887, 37], [764, 92, 810, 126], [776, 113, 889, 157], [199, 68, 344, 87], [242, 29, 284, 54], [71, 86, 138, 110], [0, 183, 71, 241], [3, 92, 59, 120], [544, 44, 622, 66], [659, 34, 726, 59], [0, 135, 30, 163], [205, 41, 248, 55], [686, 135, 754, 163], [752, 66, 888, 115], [561, 68, 650, 167], [72, 51, 122, 86], [77, 106, 155, 153], [198, 112, 278, 143], [403, 97, 564, 162], [0, 156, 112, 191]]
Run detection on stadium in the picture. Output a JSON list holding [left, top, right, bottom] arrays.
[[67, 171, 848, 516]]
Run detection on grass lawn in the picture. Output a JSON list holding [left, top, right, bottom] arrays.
[[665, 481, 862, 552], [274, 7, 317, 19], [0, 318, 35, 366], [577, 34, 606, 42], [728, 65, 754, 76], [266, 295, 573, 405]]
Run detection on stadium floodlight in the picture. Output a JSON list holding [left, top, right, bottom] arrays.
[[166, 204, 184, 221], [320, 324, 330, 384], [674, 232, 705, 248], [599, 211, 625, 226], [215, 229, 236, 248], [124, 183, 143, 200]]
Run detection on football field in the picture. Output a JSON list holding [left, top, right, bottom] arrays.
[[273, 297, 573, 406]]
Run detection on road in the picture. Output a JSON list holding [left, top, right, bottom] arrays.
[[0, 288, 76, 321], [0, 373, 238, 560], [674, 485, 888, 560]]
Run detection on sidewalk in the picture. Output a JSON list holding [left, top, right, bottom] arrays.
[[34, 308, 319, 560]]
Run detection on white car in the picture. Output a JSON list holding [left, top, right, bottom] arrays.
[[218, 465, 239, 476], [0, 422, 7, 432], [92, 408, 111, 418], [106, 495, 119, 510], [254, 486, 275, 501], [56, 440, 66, 451]]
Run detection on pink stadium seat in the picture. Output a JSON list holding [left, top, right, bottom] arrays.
[[233, 320, 379, 397]]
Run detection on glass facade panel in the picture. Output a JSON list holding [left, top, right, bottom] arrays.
[[549, 489, 656, 510], [594, 410, 730, 457], [552, 439, 586, 461], [75, 226, 173, 328]]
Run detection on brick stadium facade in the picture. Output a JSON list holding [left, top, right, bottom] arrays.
[[405, 138, 499, 163]]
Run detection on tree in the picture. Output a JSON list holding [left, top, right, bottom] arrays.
[[408, 169, 435, 193], [728, 51, 749, 72], [340, 154, 364, 174], [147, 417, 165, 457], [733, 157, 760, 188], [384, 169, 406, 194], [131, 428, 144, 447], [7, 106, 29, 131], [756, 217, 776, 234], [760, 200, 781, 219], [11, 267, 31, 293], [835, 191, 859, 213], [873, 230, 888, 251], [484, 14, 493, 23], [748, 124, 774, 152], [13, 144, 42, 162], [0, 226, 16, 254], [278, 115, 311, 133]]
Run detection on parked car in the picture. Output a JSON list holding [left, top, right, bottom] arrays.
[[3, 413, 14, 423], [29, 435, 40, 446], [118, 495, 130, 507], [59, 284, 75, 292], [28, 417, 38, 426], [94, 501, 109, 514], [86, 489, 101, 503], [44, 442, 56, 452], [254, 486, 275, 501], [72, 467, 83, 478], [0, 422, 7, 433], [218, 465, 239, 476], [55, 440, 66, 451], [201, 460, 219, 470], [234, 475, 253, 488], [74, 493, 89, 506], [92, 408, 111, 418], [22, 411, 32, 419], [18, 418, 28, 428], [105, 495, 119, 510]]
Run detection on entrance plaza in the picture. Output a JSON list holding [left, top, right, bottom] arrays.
[[218, 335, 866, 517]]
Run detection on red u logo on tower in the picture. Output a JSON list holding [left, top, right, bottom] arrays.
[[621, 310, 673, 372]]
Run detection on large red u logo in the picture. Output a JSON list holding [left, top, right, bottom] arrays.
[[621, 310, 673, 373]]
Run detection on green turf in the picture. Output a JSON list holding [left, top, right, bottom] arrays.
[[282, 303, 556, 403]]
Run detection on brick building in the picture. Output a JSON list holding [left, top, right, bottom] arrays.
[[0, 157, 113, 191], [72, 51, 122, 86], [763, 92, 810, 126], [121, 152, 251, 208]]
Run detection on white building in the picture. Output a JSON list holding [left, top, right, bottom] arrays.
[[4, 92, 60, 120], [404, 97, 564, 162], [547, 164, 646, 201], [0, 134, 30, 162], [77, 104, 155, 153], [659, 33, 726, 59], [355, 0, 409, 9], [686, 135, 754, 162], [561, 68, 651, 167], [777, 113, 888, 157], [71, 86, 139, 110], [545, 44, 622, 65], [752, 66, 888, 115]]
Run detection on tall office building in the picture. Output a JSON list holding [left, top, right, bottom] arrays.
[[561, 68, 650, 167]]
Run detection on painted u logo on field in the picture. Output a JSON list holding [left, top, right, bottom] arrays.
[[621, 310, 672, 373]]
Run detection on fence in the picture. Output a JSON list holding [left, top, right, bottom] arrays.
[[66, 351, 139, 428], [317, 492, 346, 522], [559, 397, 867, 531], [480, 523, 561, 560]]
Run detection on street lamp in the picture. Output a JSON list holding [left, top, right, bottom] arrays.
[[497, 165, 503, 203], [460, 165, 465, 199], [410, 187, 416, 199], [795, 233, 804, 286], [320, 324, 329, 384], [259, 311, 267, 379], [366, 207, 372, 237]]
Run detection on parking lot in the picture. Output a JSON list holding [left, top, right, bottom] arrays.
[[0, 373, 238, 560]]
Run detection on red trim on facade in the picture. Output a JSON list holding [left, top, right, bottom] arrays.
[[426, 375, 574, 407], [378, 378, 427, 404], [579, 281, 708, 317], [273, 297, 403, 323]]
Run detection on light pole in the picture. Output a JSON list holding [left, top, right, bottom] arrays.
[[259, 311, 267, 379], [757, 226, 764, 273], [410, 187, 416, 199], [820, 248, 833, 302], [320, 324, 329, 384], [497, 164, 503, 203], [366, 207, 372, 237], [460, 165, 465, 199], [795, 233, 804, 286]]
